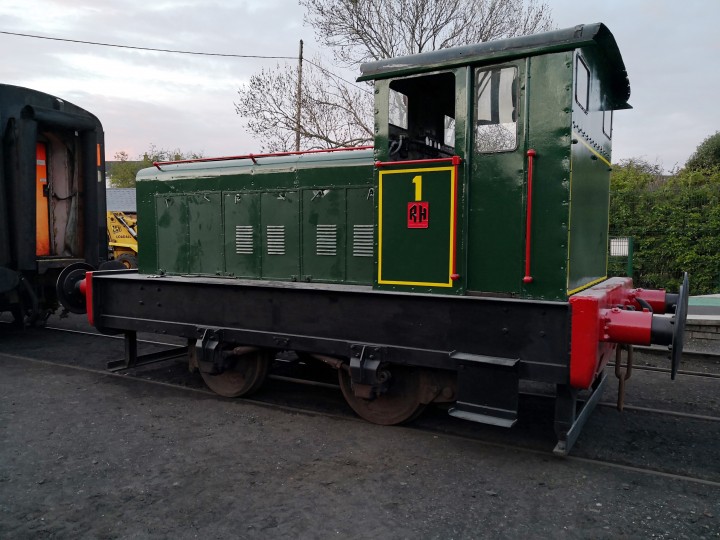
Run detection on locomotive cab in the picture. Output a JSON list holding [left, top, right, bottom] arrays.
[[360, 24, 633, 300], [359, 23, 688, 448]]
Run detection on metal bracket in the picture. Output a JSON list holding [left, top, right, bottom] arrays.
[[553, 372, 608, 456], [195, 328, 223, 374], [106, 331, 189, 372], [348, 344, 388, 399]]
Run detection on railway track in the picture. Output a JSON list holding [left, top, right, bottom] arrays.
[[47, 324, 720, 423], [3, 323, 720, 488], [634, 344, 720, 364]]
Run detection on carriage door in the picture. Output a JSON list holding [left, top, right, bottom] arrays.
[[466, 62, 526, 294], [377, 162, 459, 291], [35, 142, 51, 256], [374, 71, 461, 294]]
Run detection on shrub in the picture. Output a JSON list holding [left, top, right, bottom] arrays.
[[609, 160, 720, 294]]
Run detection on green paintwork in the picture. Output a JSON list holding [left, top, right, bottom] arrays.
[[188, 193, 223, 275], [154, 192, 226, 274], [299, 187, 376, 283], [155, 193, 188, 273], [378, 166, 455, 288], [519, 52, 575, 300], [302, 188, 344, 282], [137, 151, 375, 283], [223, 191, 261, 278], [135, 23, 628, 303], [566, 43, 619, 293], [466, 60, 527, 296], [345, 188, 375, 283], [372, 69, 467, 295], [567, 141, 610, 292], [261, 191, 300, 279]]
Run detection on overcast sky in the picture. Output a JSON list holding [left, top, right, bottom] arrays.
[[1, 0, 717, 171]]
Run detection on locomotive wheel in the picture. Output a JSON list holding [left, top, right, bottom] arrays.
[[201, 349, 271, 398], [338, 365, 426, 425]]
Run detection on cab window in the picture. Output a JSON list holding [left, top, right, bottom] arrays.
[[389, 89, 408, 130], [575, 55, 590, 113], [388, 72, 455, 161], [475, 66, 518, 153], [603, 110, 613, 139]]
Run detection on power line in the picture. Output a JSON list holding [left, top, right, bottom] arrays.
[[304, 58, 372, 94], [1, 29, 372, 93], [0, 30, 296, 60]]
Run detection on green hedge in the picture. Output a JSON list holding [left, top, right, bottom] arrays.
[[609, 160, 720, 294]]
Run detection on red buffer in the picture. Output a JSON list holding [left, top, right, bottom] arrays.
[[569, 274, 689, 388]]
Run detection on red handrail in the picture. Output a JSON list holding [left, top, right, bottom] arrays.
[[374, 156, 458, 168], [153, 145, 373, 170], [523, 149, 537, 284], [450, 155, 461, 281]]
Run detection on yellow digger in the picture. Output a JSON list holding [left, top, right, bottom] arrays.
[[107, 211, 138, 268]]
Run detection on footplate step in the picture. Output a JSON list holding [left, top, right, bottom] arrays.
[[448, 352, 519, 428]]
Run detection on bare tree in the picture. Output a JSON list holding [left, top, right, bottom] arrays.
[[236, 0, 553, 151], [302, 0, 553, 65], [235, 58, 373, 152]]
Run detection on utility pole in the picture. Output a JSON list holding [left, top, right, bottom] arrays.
[[295, 39, 304, 152]]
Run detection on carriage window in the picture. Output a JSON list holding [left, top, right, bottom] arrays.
[[603, 110, 613, 139], [389, 89, 408, 129], [475, 66, 517, 153], [575, 56, 590, 113]]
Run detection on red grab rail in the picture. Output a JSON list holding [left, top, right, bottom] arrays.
[[374, 156, 459, 168], [153, 145, 373, 170], [523, 149, 536, 284]]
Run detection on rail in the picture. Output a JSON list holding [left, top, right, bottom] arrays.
[[523, 149, 536, 284], [153, 145, 373, 170]]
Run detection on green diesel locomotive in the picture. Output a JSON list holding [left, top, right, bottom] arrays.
[[59, 23, 688, 454]]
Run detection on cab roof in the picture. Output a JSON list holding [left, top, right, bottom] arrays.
[[358, 23, 630, 110]]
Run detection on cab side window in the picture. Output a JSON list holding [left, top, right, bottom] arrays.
[[389, 89, 408, 130], [475, 66, 518, 153], [603, 110, 613, 139], [575, 55, 590, 113], [388, 72, 455, 161]]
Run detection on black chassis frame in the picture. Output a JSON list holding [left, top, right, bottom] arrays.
[[89, 270, 602, 454]]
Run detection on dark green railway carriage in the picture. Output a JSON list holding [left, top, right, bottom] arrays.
[[0, 84, 107, 325], [64, 23, 688, 454]]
